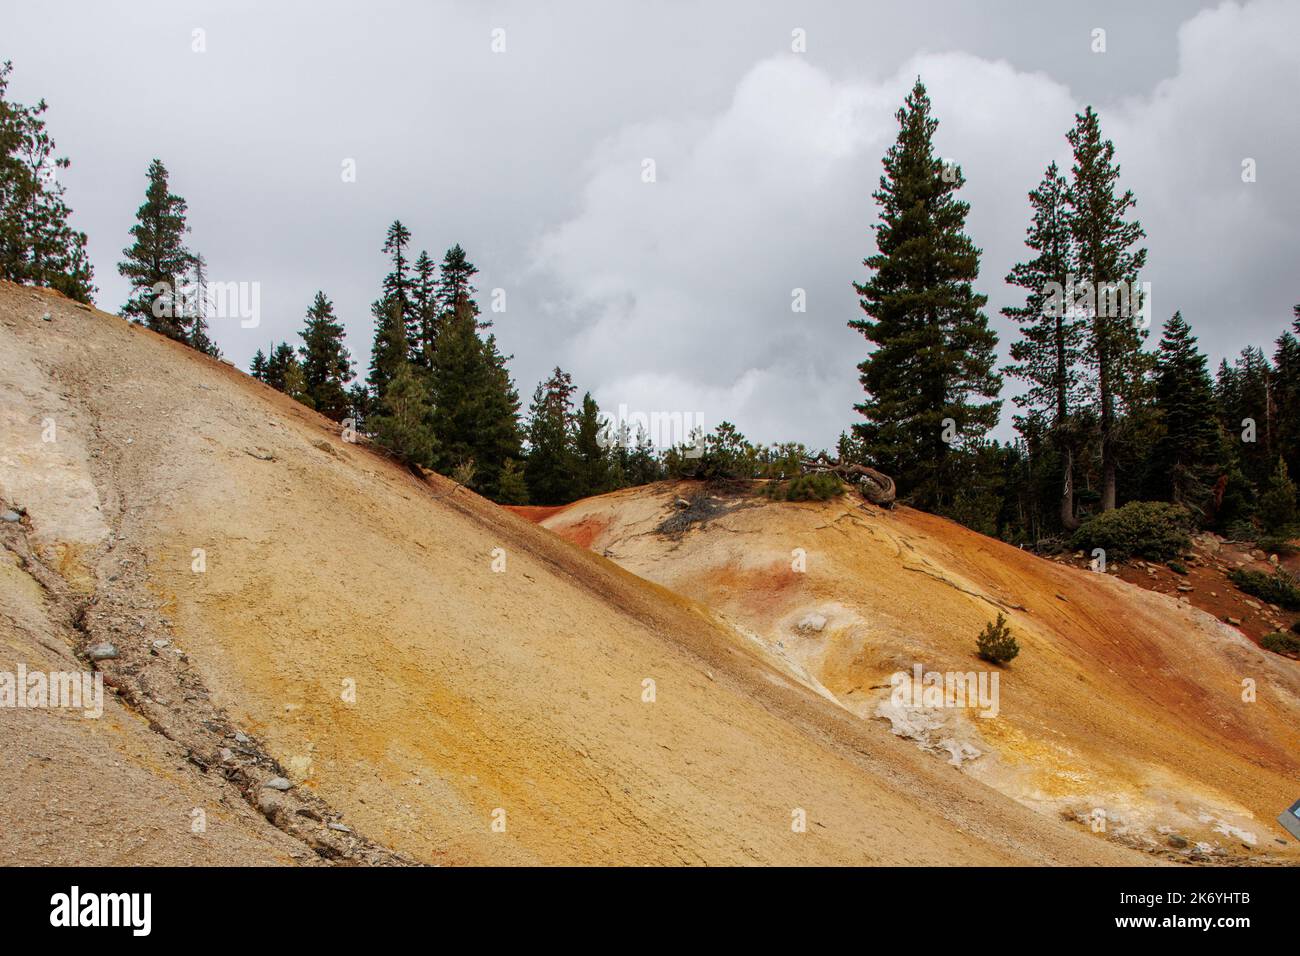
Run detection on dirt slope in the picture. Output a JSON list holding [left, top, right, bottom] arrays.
[[539, 483, 1300, 864], [0, 282, 1162, 865]]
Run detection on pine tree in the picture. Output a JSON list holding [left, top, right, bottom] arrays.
[[849, 78, 1001, 510], [1259, 457, 1298, 534], [368, 298, 408, 401], [249, 348, 268, 382], [346, 382, 372, 433], [368, 222, 415, 399], [381, 219, 414, 341], [187, 253, 221, 357], [412, 249, 438, 366], [573, 392, 612, 498], [0, 61, 96, 303], [497, 458, 530, 505], [370, 359, 435, 467], [264, 342, 299, 393], [436, 243, 480, 323], [1065, 106, 1148, 511], [626, 426, 661, 486], [427, 297, 523, 498], [282, 354, 310, 407], [1004, 161, 1086, 529], [1271, 306, 1300, 481], [297, 291, 353, 421], [118, 158, 195, 338], [525, 367, 578, 505], [1148, 312, 1223, 517], [475, 332, 525, 497], [1217, 345, 1274, 490]]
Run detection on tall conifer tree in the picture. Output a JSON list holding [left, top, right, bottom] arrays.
[[0, 61, 95, 302], [1065, 106, 1148, 511], [850, 78, 1001, 509], [412, 249, 438, 366], [1149, 312, 1223, 515], [573, 392, 612, 498], [118, 158, 195, 338], [1004, 161, 1086, 529], [297, 291, 354, 421], [525, 367, 578, 505]]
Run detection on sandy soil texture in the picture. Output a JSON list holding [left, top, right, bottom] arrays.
[[536, 483, 1300, 864], [0, 281, 1253, 866]]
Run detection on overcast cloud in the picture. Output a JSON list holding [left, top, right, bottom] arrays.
[[5, 0, 1298, 448]]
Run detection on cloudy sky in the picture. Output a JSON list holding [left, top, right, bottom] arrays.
[[7, 0, 1299, 448]]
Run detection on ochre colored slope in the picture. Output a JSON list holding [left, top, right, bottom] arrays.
[[540, 482, 1300, 863], [0, 282, 1152, 865]]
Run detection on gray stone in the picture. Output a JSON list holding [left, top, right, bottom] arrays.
[[86, 642, 118, 661], [0, 511, 20, 522], [264, 776, 293, 791]]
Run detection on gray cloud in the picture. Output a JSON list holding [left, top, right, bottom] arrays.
[[6, 0, 1293, 449]]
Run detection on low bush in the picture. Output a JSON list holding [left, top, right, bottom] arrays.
[[1255, 536, 1298, 557], [976, 612, 1020, 665], [1069, 501, 1192, 562], [1261, 632, 1300, 658], [761, 473, 845, 502], [1227, 568, 1300, 611]]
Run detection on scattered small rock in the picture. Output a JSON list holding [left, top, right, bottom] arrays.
[[264, 776, 293, 791], [0, 510, 20, 523], [796, 613, 828, 633], [86, 642, 118, 661]]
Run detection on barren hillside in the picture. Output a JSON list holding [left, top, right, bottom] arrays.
[[0, 282, 1165, 865], [534, 482, 1300, 863]]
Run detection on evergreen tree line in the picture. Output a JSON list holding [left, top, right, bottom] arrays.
[[249, 221, 675, 506], [0, 62, 95, 303], [10, 59, 1299, 541], [845, 77, 1300, 546]]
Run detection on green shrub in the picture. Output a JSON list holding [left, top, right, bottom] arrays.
[[976, 612, 1020, 665], [1227, 568, 1300, 610], [762, 472, 845, 502], [1167, 561, 1188, 576], [1069, 501, 1192, 562], [1256, 536, 1298, 557], [1260, 632, 1300, 657]]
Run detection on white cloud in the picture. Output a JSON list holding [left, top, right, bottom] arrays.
[[530, 0, 1300, 449]]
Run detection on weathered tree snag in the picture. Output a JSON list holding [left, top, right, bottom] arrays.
[[799, 455, 897, 507]]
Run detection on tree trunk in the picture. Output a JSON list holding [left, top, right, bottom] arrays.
[[1096, 308, 1117, 512], [1100, 434, 1117, 511], [1060, 445, 1080, 530]]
